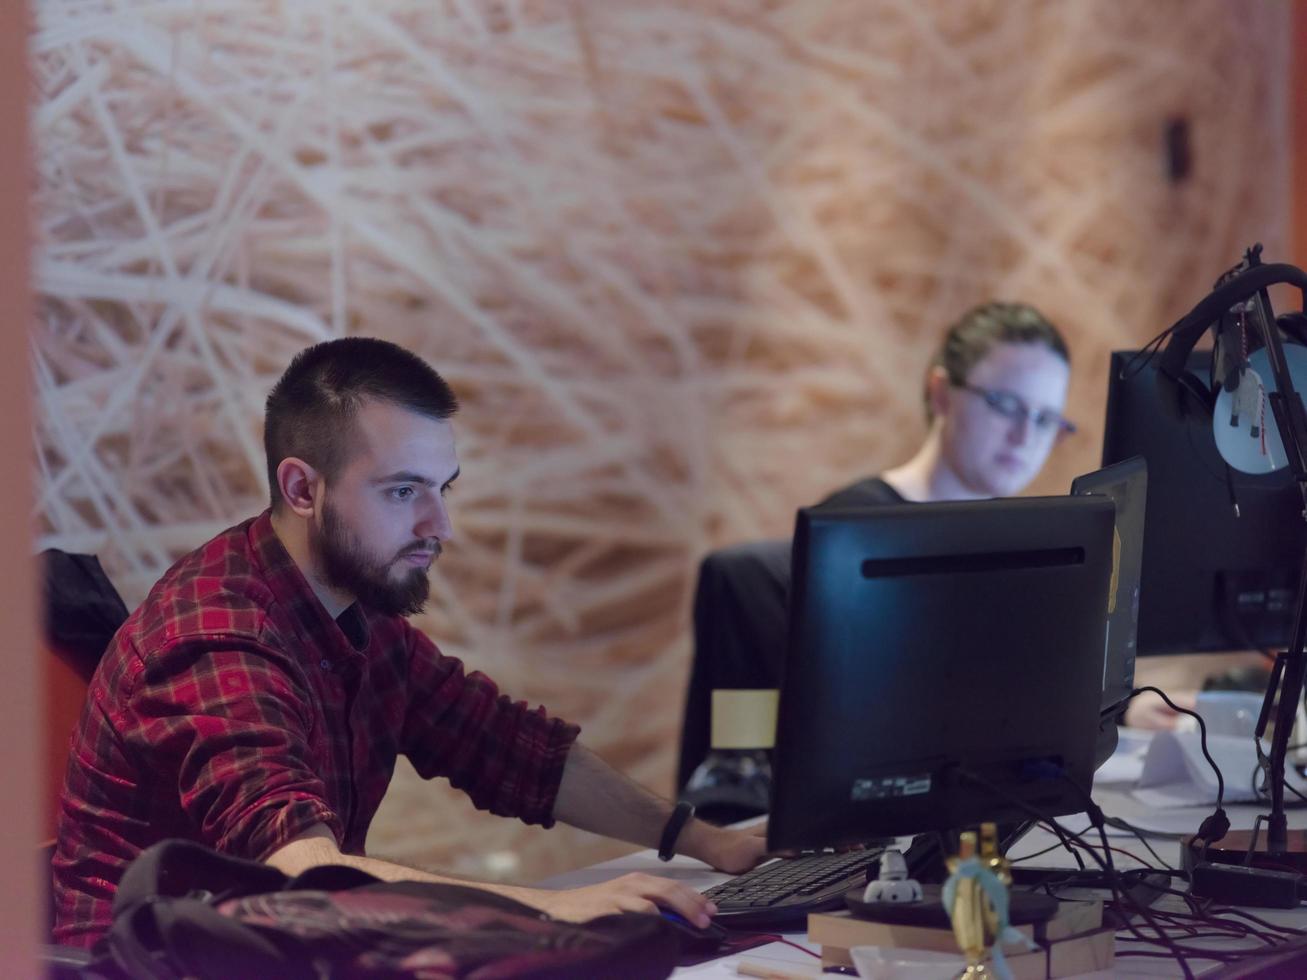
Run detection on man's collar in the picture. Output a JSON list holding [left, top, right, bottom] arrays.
[[249, 509, 372, 656], [335, 602, 371, 652]]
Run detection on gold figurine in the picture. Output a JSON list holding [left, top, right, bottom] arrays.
[[945, 822, 1015, 979]]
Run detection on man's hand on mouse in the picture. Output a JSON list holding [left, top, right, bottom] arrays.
[[524, 820, 767, 927], [533, 873, 718, 927]]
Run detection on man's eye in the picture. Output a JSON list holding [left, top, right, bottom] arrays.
[[390, 487, 415, 501]]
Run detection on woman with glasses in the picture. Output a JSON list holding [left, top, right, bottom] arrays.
[[678, 303, 1076, 818], [822, 302, 1073, 508]]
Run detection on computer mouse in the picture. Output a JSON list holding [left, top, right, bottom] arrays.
[[658, 910, 728, 953]]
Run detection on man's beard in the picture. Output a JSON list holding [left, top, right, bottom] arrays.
[[316, 502, 435, 617]]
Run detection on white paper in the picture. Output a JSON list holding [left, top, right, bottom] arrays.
[[1092, 727, 1153, 786], [1133, 731, 1307, 808]]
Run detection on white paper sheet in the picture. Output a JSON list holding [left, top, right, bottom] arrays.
[[1133, 731, 1307, 808]]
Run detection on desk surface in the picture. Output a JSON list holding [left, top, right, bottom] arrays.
[[539, 766, 1307, 978]]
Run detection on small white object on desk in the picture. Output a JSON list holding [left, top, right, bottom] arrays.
[[861, 848, 922, 903], [849, 945, 966, 980]]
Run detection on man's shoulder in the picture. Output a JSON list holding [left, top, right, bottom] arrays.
[[129, 517, 280, 648]]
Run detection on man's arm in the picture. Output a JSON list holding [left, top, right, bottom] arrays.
[[267, 824, 722, 926], [552, 742, 768, 875]]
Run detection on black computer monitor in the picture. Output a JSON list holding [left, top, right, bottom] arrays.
[[1103, 350, 1305, 654], [768, 496, 1115, 852], [1071, 457, 1147, 768]]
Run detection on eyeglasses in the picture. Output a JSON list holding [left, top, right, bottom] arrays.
[[955, 383, 1077, 437]]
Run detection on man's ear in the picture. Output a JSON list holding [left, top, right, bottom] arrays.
[[926, 365, 952, 420], [276, 457, 322, 518]]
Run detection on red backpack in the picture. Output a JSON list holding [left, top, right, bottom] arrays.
[[97, 839, 680, 979]]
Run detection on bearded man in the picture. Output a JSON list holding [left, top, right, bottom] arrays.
[[53, 338, 766, 948]]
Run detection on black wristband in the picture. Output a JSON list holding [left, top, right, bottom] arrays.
[[658, 801, 696, 862]]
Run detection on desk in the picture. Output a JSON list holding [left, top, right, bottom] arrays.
[[540, 782, 1307, 978]]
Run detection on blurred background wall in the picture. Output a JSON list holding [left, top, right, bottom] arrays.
[[30, 0, 1293, 884]]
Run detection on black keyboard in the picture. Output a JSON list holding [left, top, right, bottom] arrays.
[[703, 847, 885, 930]]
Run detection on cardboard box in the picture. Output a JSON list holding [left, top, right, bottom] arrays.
[[810, 899, 1110, 978]]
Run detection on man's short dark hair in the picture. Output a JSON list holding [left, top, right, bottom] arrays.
[[925, 302, 1070, 421], [265, 337, 459, 508]]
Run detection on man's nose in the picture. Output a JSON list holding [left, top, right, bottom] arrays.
[[416, 495, 455, 543]]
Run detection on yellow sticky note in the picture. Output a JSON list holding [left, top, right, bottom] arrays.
[[710, 689, 779, 749]]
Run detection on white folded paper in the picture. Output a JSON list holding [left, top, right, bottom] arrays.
[[1134, 730, 1307, 808]]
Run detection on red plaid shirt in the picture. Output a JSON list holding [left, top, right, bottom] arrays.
[[52, 510, 580, 948]]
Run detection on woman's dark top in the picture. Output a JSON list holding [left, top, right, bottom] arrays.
[[676, 477, 906, 789]]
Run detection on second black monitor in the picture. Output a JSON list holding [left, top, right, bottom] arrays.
[[1103, 350, 1304, 654]]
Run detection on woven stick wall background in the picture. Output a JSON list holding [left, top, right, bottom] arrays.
[[32, 0, 1288, 879]]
